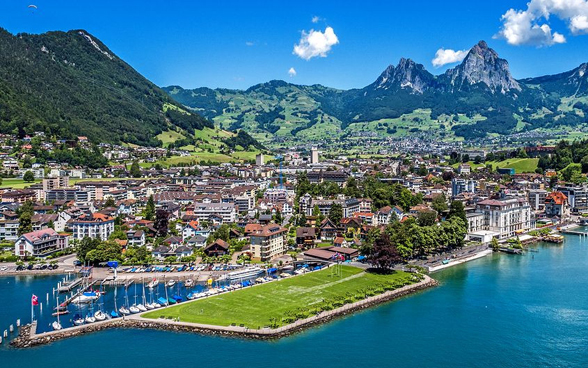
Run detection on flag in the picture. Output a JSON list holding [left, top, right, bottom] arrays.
[[31, 294, 39, 306]]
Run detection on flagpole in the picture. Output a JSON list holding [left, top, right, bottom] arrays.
[[31, 296, 34, 323]]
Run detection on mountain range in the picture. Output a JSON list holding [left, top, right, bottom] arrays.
[[166, 41, 588, 142]]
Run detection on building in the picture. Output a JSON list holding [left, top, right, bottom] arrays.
[[466, 212, 484, 233], [457, 164, 471, 175], [307, 198, 360, 218], [42, 176, 70, 191], [14, 228, 68, 258], [192, 203, 237, 224], [556, 185, 588, 214], [71, 213, 115, 240], [255, 154, 264, 166], [296, 227, 317, 248], [249, 224, 287, 261], [204, 239, 230, 257], [307, 171, 348, 187], [46, 189, 90, 203], [528, 189, 548, 211], [310, 147, 319, 164], [0, 220, 19, 241], [544, 191, 570, 219], [451, 178, 477, 198], [126, 230, 146, 247], [474, 197, 533, 239]]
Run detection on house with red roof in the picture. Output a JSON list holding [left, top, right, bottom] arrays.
[[545, 191, 569, 219], [71, 213, 115, 240], [14, 228, 68, 258]]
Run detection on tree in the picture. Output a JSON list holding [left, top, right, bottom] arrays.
[[17, 201, 34, 235], [297, 212, 307, 227], [130, 161, 142, 178], [431, 194, 448, 215], [328, 203, 343, 225], [154, 210, 169, 238], [448, 201, 466, 223], [417, 210, 437, 227], [23, 170, 35, 182], [104, 197, 116, 208], [76, 237, 101, 262], [145, 195, 155, 221], [367, 232, 401, 271], [490, 237, 500, 251], [274, 209, 282, 224]]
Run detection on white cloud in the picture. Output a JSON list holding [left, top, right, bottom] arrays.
[[245, 41, 255, 46], [312, 16, 321, 23], [288, 67, 297, 77], [432, 48, 469, 67], [293, 26, 339, 60], [496, 0, 588, 46]]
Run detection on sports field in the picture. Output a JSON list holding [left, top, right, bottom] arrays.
[[142, 266, 418, 328]]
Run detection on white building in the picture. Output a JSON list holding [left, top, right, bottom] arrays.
[[71, 213, 115, 240], [192, 203, 237, 224], [14, 228, 69, 258], [310, 147, 319, 164], [474, 197, 533, 239]]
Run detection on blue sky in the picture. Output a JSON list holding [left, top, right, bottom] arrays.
[[1, 0, 588, 90]]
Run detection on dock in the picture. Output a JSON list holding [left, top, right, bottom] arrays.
[[57, 278, 83, 293], [62, 280, 99, 306]]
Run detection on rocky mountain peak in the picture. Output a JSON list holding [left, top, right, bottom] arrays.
[[443, 40, 520, 93], [372, 58, 435, 94]]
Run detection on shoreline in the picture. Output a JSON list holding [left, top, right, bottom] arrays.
[[427, 249, 494, 273], [10, 275, 437, 348]]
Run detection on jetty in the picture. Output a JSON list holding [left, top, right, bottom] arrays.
[[62, 280, 99, 306], [57, 278, 83, 293]]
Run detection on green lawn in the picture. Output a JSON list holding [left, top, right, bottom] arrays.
[[490, 158, 539, 173], [142, 266, 417, 328], [0, 178, 41, 189], [452, 158, 539, 173]]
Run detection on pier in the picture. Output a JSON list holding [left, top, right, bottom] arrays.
[[62, 280, 99, 306], [57, 278, 83, 293]]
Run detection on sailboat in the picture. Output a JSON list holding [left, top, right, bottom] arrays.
[[111, 285, 120, 318], [184, 278, 194, 288], [52, 295, 63, 330], [152, 287, 161, 308], [129, 282, 140, 313], [119, 286, 131, 315], [147, 278, 159, 288], [137, 277, 147, 311], [73, 314, 84, 326], [167, 279, 176, 287]]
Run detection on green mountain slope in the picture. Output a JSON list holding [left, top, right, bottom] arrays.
[[166, 41, 588, 144], [0, 28, 213, 146]]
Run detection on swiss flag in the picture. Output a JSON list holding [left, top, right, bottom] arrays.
[[31, 295, 39, 306]]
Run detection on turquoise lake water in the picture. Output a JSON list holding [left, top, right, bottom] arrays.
[[1, 234, 588, 367]]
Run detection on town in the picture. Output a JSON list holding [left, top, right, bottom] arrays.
[[0, 131, 584, 274]]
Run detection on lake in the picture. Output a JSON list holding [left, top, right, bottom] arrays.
[[1, 234, 587, 367]]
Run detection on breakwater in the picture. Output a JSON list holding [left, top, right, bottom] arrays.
[[11, 275, 437, 348]]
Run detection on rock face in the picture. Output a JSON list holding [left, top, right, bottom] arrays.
[[441, 41, 521, 93], [370, 58, 436, 94]]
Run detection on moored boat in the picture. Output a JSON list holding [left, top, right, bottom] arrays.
[[129, 305, 140, 314], [52, 321, 62, 331], [94, 310, 106, 321], [224, 267, 263, 281]]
